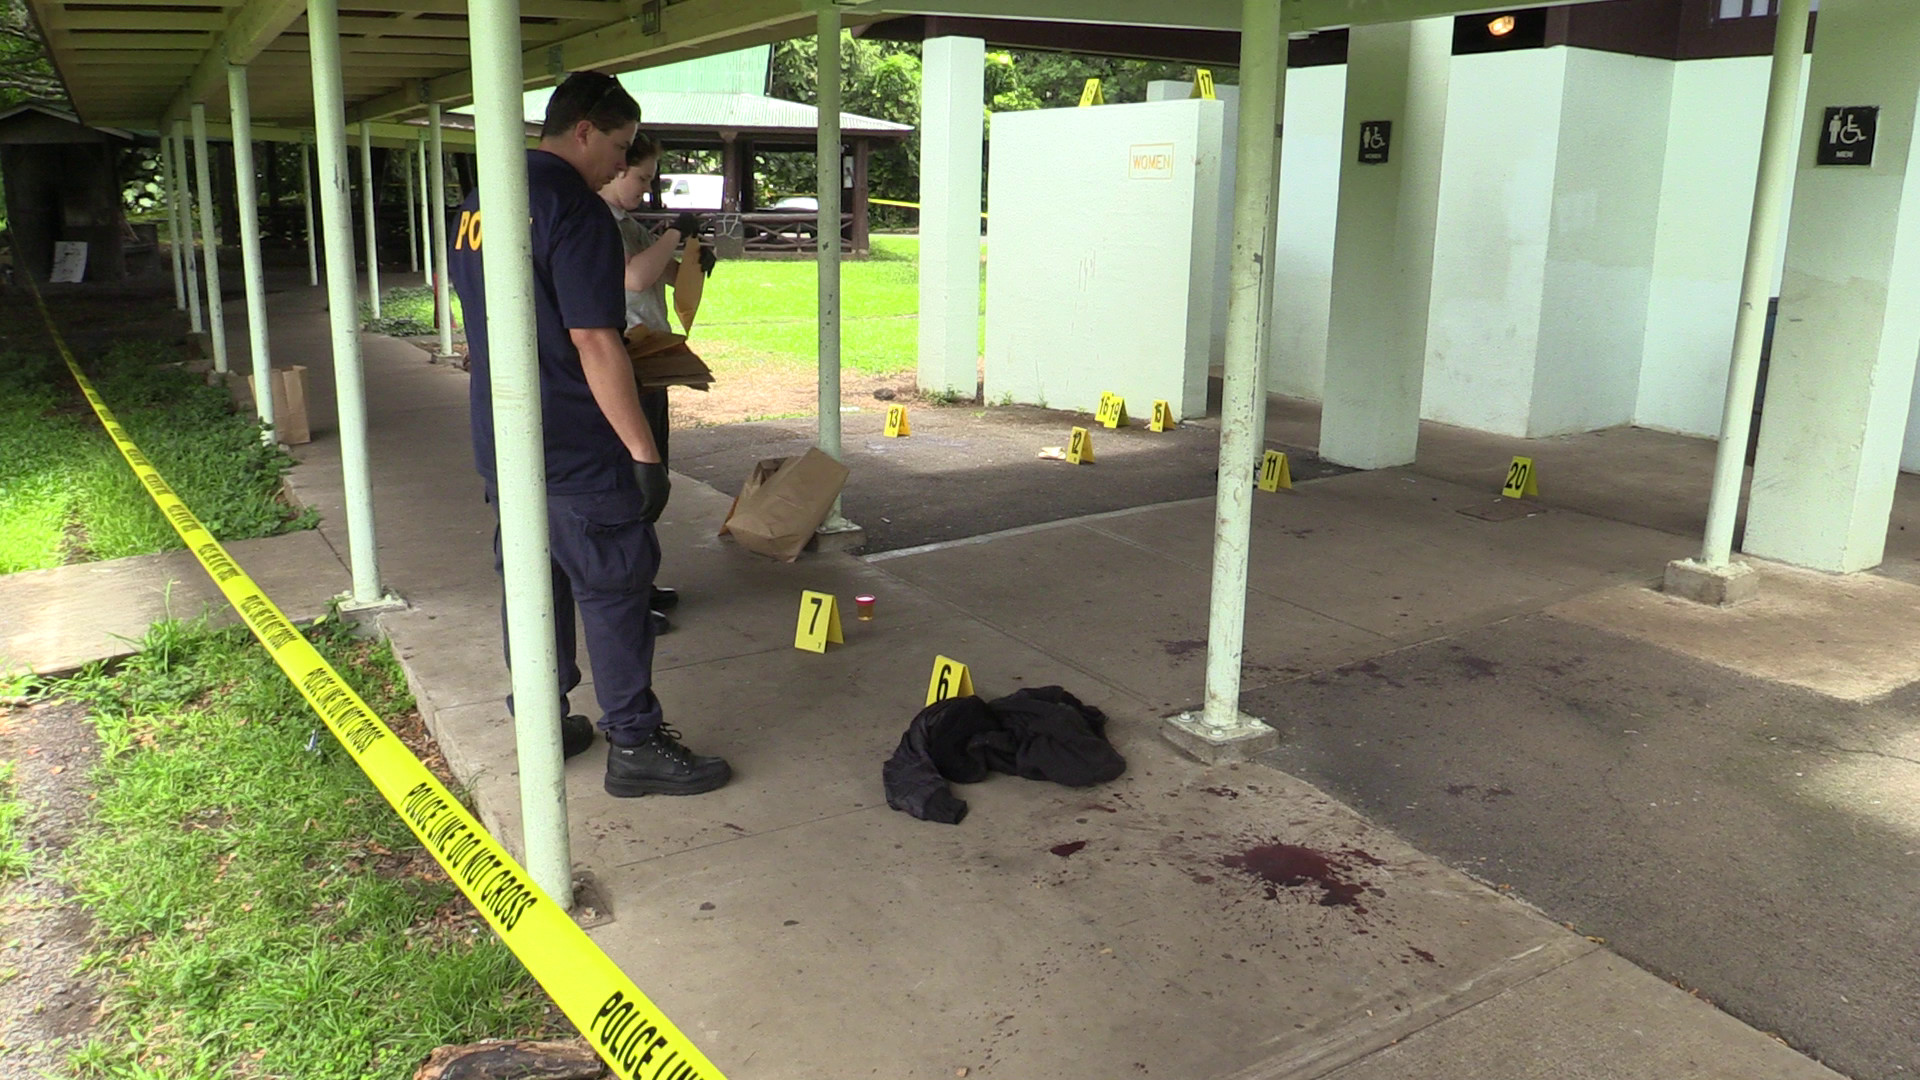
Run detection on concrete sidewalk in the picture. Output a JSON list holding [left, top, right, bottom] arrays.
[[252, 275, 1876, 1079], [0, 512, 346, 676]]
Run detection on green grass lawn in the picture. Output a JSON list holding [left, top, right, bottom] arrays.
[[694, 234, 985, 378], [51, 618, 556, 1079], [363, 285, 460, 338], [0, 341, 314, 575]]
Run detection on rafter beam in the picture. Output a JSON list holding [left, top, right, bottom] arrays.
[[860, 0, 1588, 32], [161, 0, 308, 125], [347, 0, 813, 124], [50, 31, 219, 50]]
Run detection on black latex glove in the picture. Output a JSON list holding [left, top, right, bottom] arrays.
[[697, 245, 717, 277], [669, 212, 704, 240], [633, 461, 671, 523]]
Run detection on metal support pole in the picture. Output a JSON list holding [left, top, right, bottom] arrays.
[[403, 136, 418, 274], [191, 104, 228, 375], [1188, 0, 1286, 745], [429, 104, 455, 357], [301, 134, 319, 287], [360, 122, 381, 317], [161, 132, 185, 310], [228, 64, 275, 442], [816, 6, 853, 531], [310, 0, 386, 605], [468, 0, 570, 904], [1250, 54, 1287, 463], [417, 134, 433, 287], [1697, 0, 1812, 568], [173, 124, 203, 334]]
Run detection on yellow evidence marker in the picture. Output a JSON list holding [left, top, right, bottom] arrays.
[[883, 404, 910, 437], [1149, 399, 1175, 432], [1066, 426, 1095, 464], [1079, 78, 1104, 107], [1258, 450, 1293, 492], [926, 655, 976, 706], [1502, 456, 1539, 499], [1096, 392, 1129, 429], [794, 590, 845, 653], [1191, 69, 1218, 100]]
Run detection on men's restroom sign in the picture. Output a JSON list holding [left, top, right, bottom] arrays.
[[1818, 106, 1878, 166], [1359, 120, 1392, 165]]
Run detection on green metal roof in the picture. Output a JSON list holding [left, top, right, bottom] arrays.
[[619, 46, 772, 95]]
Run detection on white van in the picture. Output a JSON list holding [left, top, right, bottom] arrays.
[[658, 173, 723, 210]]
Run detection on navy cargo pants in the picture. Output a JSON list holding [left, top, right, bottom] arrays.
[[487, 484, 663, 744]]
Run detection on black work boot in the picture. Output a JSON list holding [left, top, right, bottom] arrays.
[[650, 609, 673, 636], [650, 586, 679, 611], [562, 714, 595, 760], [605, 726, 731, 797]]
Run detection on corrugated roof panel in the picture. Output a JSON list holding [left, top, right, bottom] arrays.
[[472, 88, 911, 136]]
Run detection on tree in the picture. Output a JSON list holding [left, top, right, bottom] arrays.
[[767, 33, 921, 228], [765, 34, 1232, 224], [0, 0, 61, 108]]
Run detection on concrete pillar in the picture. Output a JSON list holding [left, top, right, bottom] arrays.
[[1745, 0, 1920, 572], [916, 35, 985, 398], [1318, 18, 1451, 469]]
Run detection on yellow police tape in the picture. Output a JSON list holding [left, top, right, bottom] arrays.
[[19, 280, 725, 1080]]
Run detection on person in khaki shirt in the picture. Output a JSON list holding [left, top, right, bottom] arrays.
[[597, 133, 714, 633]]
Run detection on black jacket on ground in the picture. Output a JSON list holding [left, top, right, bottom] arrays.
[[882, 686, 1127, 824]]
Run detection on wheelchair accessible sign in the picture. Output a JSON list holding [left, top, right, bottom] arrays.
[[1818, 106, 1878, 167]]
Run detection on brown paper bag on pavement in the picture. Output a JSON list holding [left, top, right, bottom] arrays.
[[719, 448, 850, 562]]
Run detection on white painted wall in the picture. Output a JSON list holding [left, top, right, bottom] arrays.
[[1148, 80, 1240, 370], [1638, 56, 1811, 438], [1531, 49, 1674, 436], [1421, 48, 1567, 436], [983, 100, 1225, 419], [1148, 69, 1346, 398], [1269, 65, 1347, 401]]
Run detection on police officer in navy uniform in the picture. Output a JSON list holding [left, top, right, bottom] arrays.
[[449, 71, 730, 798]]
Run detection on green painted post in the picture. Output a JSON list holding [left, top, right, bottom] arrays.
[[190, 104, 228, 375], [360, 122, 381, 318], [161, 127, 185, 310], [1698, 0, 1813, 568], [302, 134, 319, 287], [430, 104, 455, 358], [816, 7, 852, 532], [309, 0, 386, 605], [228, 64, 276, 443], [468, 0, 571, 903], [173, 125, 203, 334]]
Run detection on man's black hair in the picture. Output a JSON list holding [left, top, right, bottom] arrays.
[[541, 71, 640, 138]]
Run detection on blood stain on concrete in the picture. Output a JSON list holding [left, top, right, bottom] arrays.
[[1051, 841, 1088, 858], [1219, 841, 1380, 911]]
